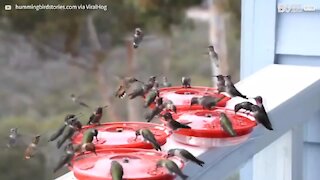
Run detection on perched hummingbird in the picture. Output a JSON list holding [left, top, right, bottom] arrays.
[[25, 135, 41, 159], [48, 114, 76, 142], [110, 160, 124, 180], [163, 100, 177, 113], [75, 142, 97, 155], [87, 106, 107, 125], [144, 105, 164, 122], [181, 77, 191, 88], [53, 143, 75, 173], [70, 94, 90, 108], [251, 105, 273, 131], [162, 76, 172, 87], [208, 45, 219, 68], [214, 75, 225, 93], [144, 87, 159, 108], [7, 128, 20, 148], [82, 129, 99, 144], [162, 112, 191, 131], [166, 148, 204, 167], [156, 159, 188, 180], [224, 75, 248, 99], [234, 101, 254, 115], [190, 96, 224, 110], [135, 128, 161, 151], [133, 27, 144, 49], [115, 76, 142, 99], [219, 112, 237, 137]]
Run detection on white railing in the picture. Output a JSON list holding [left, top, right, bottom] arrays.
[[56, 64, 320, 180]]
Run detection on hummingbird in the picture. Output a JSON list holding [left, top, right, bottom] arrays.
[[219, 112, 237, 137], [25, 135, 41, 159], [163, 100, 177, 113], [128, 85, 145, 99], [115, 76, 143, 99], [162, 112, 191, 131], [190, 96, 224, 110], [181, 77, 191, 88], [74, 142, 97, 155], [143, 76, 157, 94], [234, 101, 254, 115], [110, 160, 124, 180], [166, 148, 205, 167], [56, 118, 82, 149], [87, 106, 108, 125], [7, 128, 20, 148], [162, 76, 172, 87], [53, 143, 75, 173], [70, 94, 90, 108], [224, 75, 248, 99], [253, 96, 267, 113], [156, 97, 163, 107], [144, 86, 159, 108], [133, 27, 144, 49], [144, 105, 164, 122], [156, 159, 188, 180], [48, 114, 76, 142], [213, 75, 225, 93], [135, 128, 161, 151], [251, 105, 273, 131], [82, 129, 99, 144], [208, 45, 219, 68]]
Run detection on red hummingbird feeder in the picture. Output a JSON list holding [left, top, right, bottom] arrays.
[[72, 122, 171, 149], [71, 148, 185, 180], [161, 108, 257, 147], [151, 86, 230, 112]]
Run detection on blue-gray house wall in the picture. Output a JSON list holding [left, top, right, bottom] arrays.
[[240, 0, 320, 179]]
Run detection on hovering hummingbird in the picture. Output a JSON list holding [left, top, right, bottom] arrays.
[[163, 100, 177, 113], [25, 135, 41, 159], [144, 86, 159, 108], [190, 96, 224, 110], [115, 76, 143, 99], [82, 129, 99, 144], [87, 106, 108, 125], [128, 85, 145, 100], [251, 105, 273, 131], [166, 148, 204, 167], [234, 101, 254, 115], [7, 128, 20, 148], [70, 94, 90, 108], [162, 112, 191, 131], [143, 76, 157, 94], [133, 27, 144, 49], [224, 75, 248, 99], [219, 112, 237, 137], [110, 160, 124, 180], [53, 143, 75, 173], [135, 128, 161, 151], [181, 77, 191, 88], [213, 75, 225, 93], [156, 159, 188, 180], [162, 76, 172, 87], [208, 45, 219, 68], [48, 114, 76, 142], [144, 105, 164, 122]]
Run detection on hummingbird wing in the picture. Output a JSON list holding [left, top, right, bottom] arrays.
[[48, 124, 67, 142], [180, 150, 204, 167]]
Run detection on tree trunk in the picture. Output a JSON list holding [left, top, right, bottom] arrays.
[[126, 41, 142, 122], [163, 37, 173, 75]]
